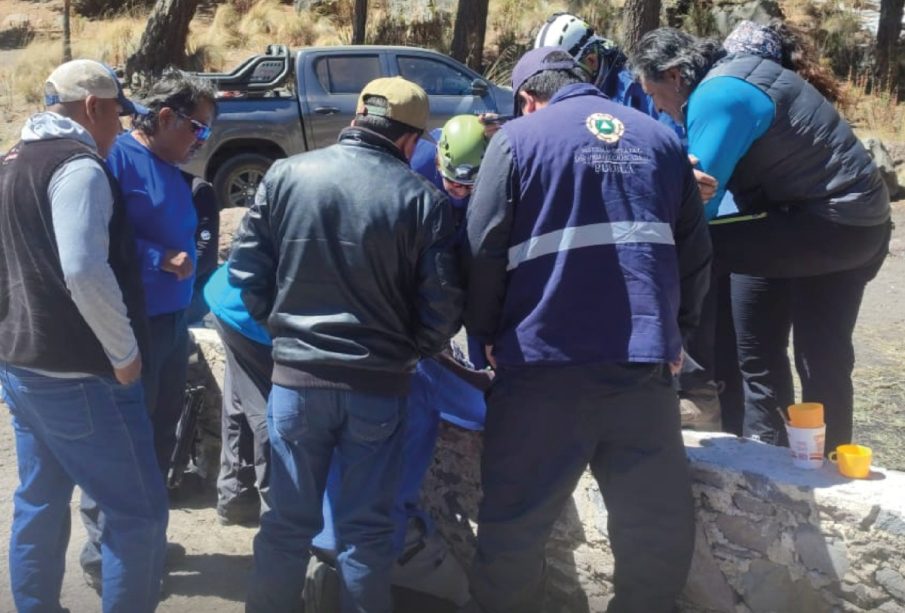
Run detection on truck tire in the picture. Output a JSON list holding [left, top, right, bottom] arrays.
[[212, 153, 273, 209]]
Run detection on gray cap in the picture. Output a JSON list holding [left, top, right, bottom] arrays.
[[44, 59, 149, 116]]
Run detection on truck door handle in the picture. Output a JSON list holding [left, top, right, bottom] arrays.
[[315, 106, 340, 115]]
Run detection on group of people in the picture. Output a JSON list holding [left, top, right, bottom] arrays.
[[0, 11, 891, 613]]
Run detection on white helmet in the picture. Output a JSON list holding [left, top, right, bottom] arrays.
[[534, 13, 604, 61]]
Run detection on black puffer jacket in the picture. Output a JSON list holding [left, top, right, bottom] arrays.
[[228, 127, 464, 395]]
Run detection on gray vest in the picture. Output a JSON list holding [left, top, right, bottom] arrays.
[[701, 55, 889, 226]]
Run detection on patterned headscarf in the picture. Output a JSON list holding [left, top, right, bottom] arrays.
[[723, 20, 783, 63]]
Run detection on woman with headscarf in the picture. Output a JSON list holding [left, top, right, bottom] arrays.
[[628, 27, 891, 453]]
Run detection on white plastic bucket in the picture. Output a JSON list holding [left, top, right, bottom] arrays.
[[786, 424, 826, 469]]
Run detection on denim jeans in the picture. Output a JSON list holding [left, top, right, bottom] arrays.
[[0, 364, 168, 613], [314, 358, 487, 555], [80, 309, 189, 574], [247, 385, 406, 613]]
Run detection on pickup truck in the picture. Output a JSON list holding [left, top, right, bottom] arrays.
[[182, 44, 513, 208]]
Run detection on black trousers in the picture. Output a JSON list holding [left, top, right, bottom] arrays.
[[470, 362, 695, 613], [711, 211, 891, 452], [679, 272, 745, 434], [212, 317, 273, 512]]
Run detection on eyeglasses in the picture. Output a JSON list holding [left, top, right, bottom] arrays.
[[174, 110, 212, 142]]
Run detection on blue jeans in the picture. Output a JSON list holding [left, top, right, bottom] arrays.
[[314, 358, 486, 554], [80, 309, 188, 573], [247, 385, 406, 613], [0, 364, 168, 613]]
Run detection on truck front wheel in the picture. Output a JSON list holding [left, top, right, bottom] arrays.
[[212, 153, 273, 208]]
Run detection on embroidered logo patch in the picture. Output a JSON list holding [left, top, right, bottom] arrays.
[[585, 113, 624, 144]]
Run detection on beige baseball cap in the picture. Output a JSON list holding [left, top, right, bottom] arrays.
[[356, 77, 429, 132], [44, 59, 148, 116]]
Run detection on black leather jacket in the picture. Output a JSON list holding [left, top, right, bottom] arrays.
[[228, 127, 464, 394]]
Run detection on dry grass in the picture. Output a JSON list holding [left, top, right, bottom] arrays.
[[841, 74, 905, 142], [0, 15, 143, 109]]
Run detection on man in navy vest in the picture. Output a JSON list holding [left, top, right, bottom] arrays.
[[462, 47, 712, 613]]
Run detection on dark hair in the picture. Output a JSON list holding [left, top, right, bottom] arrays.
[[132, 68, 218, 135], [518, 50, 588, 104], [769, 21, 844, 104], [628, 28, 726, 89], [353, 95, 421, 141]]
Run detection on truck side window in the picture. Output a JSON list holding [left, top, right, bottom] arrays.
[[397, 56, 473, 96], [315, 55, 381, 94]]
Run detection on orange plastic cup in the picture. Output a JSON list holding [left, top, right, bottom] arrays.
[[788, 403, 824, 428], [828, 444, 872, 479]]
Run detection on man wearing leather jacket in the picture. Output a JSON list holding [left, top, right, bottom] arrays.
[[228, 77, 464, 613]]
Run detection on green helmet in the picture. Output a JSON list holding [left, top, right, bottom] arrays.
[[437, 115, 487, 185]]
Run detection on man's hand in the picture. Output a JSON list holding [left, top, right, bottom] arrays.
[[478, 113, 504, 138], [669, 350, 685, 376], [114, 354, 142, 385], [162, 250, 194, 281], [689, 155, 717, 204], [484, 344, 498, 370]]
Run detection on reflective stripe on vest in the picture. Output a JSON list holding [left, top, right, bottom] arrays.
[[507, 221, 675, 271]]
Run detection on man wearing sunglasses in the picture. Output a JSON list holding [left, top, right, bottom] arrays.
[[79, 69, 218, 592]]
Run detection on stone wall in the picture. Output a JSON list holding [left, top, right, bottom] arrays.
[[424, 424, 905, 613], [191, 330, 905, 612]]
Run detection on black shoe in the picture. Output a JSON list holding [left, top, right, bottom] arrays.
[[83, 540, 186, 594], [217, 496, 261, 526], [165, 541, 186, 568]]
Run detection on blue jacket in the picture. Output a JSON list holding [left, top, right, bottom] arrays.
[[107, 133, 197, 317], [598, 63, 685, 139], [464, 83, 712, 368], [204, 264, 272, 347]]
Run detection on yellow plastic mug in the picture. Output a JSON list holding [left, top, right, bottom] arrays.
[[788, 403, 824, 428], [829, 444, 872, 479]]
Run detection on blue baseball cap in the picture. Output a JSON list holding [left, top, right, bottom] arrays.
[[511, 46, 581, 115]]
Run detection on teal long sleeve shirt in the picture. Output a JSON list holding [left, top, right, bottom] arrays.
[[686, 75, 775, 220]]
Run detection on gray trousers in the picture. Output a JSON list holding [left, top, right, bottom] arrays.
[[213, 317, 273, 513], [470, 362, 695, 613]]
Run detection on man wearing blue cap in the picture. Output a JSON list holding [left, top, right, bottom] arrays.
[[0, 59, 167, 612], [463, 47, 712, 613]]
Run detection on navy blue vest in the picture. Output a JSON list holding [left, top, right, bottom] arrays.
[[702, 56, 889, 226], [496, 83, 687, 367]]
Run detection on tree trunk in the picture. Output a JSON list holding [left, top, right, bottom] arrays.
[[125, 0, 200, 87], [451, 0, 490, 72], [622, 0, 661, 54], [352, 0, 368, 44], [875, 0, 904, 91], [62, 0, 72, 62]]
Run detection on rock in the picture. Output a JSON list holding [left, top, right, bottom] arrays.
[[876, 567, 905, 601], [832, 581, 889, 610], [863, 138, 902, 199], [218, 207, 248, 262], [875, 509, 905, 537], [741, 559, 825, 612], [733, 492, 776, 516], [710, 0, 784, 37], [681, 523, 737, 612], [795, 525, 850, 580], [879, 600, 905, 613], [716, 515, 779, 555]]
